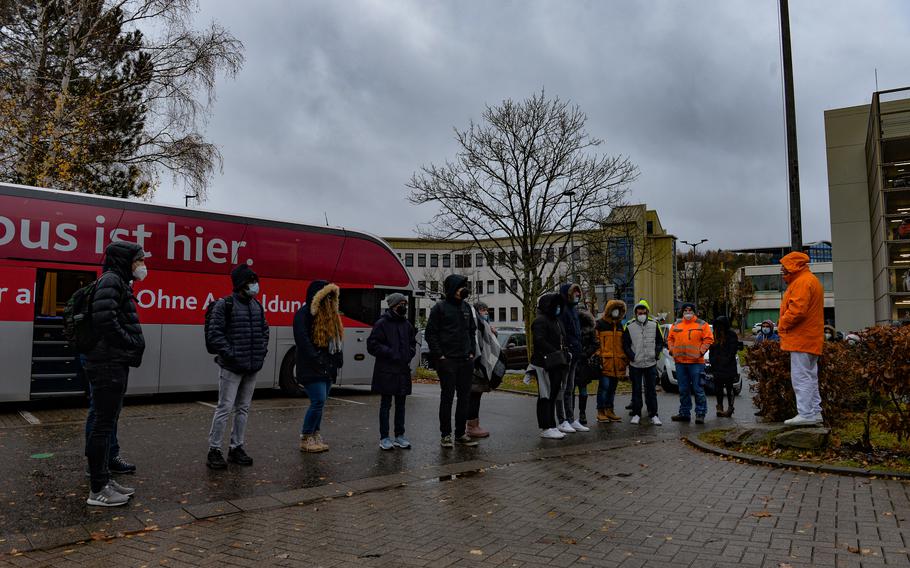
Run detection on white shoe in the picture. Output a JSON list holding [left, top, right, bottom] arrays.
[[631, 415, 641, 425], [570, 420, 590, 432], [784, 414, 822, 426], [651, 416, 662, 426], [557, 421, 577, 434], [541, 428, 565, 439]]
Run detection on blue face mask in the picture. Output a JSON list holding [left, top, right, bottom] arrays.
[[555, 307, 562, 316]]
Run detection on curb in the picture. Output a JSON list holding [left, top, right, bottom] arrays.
[[683, 435, 910, 481], [2, 436, 670, 556]]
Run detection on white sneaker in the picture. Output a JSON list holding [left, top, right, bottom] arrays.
[[541, 428, 566, 439], [557, 421, 577, 434], [784, 414, 823, 426], [570, 420, 590, 432], [651, 416, 662, 426], [86, 483, 130, 507], [631, 415, 641, 425]]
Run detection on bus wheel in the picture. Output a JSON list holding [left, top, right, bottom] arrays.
[[279, 348, 306, 397]]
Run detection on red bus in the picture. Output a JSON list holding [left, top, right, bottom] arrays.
[[0, 183, 416, 402]]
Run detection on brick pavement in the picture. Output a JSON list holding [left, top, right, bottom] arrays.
[[6, 440, 910, 567]]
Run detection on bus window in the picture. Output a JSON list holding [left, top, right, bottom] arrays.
[[339, 288, 412, 327]]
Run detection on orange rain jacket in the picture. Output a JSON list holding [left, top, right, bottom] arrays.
[[668, 317, 714, 364], [778, 252, 825, 356]]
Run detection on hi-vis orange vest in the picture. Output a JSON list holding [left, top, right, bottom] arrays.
[[667, 318, 714, 364]]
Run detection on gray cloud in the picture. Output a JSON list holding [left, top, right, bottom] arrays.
[[152, 0, 910, 249]]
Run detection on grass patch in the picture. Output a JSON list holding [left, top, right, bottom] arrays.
[[415, 367, 633, 396]]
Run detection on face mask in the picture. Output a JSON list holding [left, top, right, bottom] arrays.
[[246, 282, 260, 296], [683, 313, 694, 321], [132, 265, 148, 281], [847, 339, 858, 346], [480, 313, 489, 321], [571, 295, 580, 305], [459, 288, 470, 300], [611, 309, 620, 318], [555, 307, 561, 316], [761, 327, 771, 335], [395, 305, 408, 316], [824, 333, 832, 341], [637, 314, 647, 324]]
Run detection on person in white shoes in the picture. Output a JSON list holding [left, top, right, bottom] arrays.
[[777, 252, 825, 426], [622, 300, 664, 427], [529, 293, 570, 439], [555, 282, 589, 434]]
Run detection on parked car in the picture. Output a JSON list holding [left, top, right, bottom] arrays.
[[658, 324, 743, 396], [496, 327, 529, 370]]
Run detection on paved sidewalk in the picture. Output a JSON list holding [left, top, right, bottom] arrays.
[[7, 440, 910, 567]]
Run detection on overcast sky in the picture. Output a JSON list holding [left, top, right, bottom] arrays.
[[152, 0, 910, 250]]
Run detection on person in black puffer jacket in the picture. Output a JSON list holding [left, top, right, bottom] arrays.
[[531, 293, 568, 437], [83, 241, 146, 507], [709, 316, 740, 418], [294, 280, 344, 453], [575, 307, 599, 425], [205, 265, 270, 469], [556, 283, 587, 433]]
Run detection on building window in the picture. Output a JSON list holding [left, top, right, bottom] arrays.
[[498, 279, 506, 294], [418, 254, 426, 267], [498, 307, 507, 322], [510, 307, 518, 321], [509, 279, 518, 293], [546, 247, 555, 263], [430, 254, 439, 268], [417, 280, 426, 290], [405, 253, 414, 267], [488, 253, 495, 267], [455, 255, 464, 268], [430, 281, 439, 293], [646, 221, 654, 235], [476, 253, 484, 267], [487, 280, 495, 293], [509, 250, 518, 263], [497, 251, 506, 264], [572, 246, 581, 261], [442, 254, 451, 268], [475, 281, 483, 294], [463, 254, 472, 268], [559, 246, 566, 259], [488, 308, 495, 322], [465, 281, 472, 293]]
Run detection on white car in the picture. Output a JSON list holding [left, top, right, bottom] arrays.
[[657, 324, 743, 395]]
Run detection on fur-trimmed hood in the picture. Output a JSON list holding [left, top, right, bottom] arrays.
[[306, 280, 340, 315], [603, 299, 627, 321]]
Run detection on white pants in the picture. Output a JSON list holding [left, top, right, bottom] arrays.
[[790, 352, 822, 418]]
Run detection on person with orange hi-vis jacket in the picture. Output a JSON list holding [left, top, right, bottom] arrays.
[[777, 252, 825, 426], [667, 303, 714, 424]]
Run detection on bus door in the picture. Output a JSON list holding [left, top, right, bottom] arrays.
[[32, 268, 95, 396]]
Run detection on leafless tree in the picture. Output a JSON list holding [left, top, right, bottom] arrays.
[[408, 91, 637, 350]]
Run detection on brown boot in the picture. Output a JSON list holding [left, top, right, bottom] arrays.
[[466, 419, 489, 438], [313, 433, 330, 452], [716, 404, 726, 417], [604, 409, 622, 422], [596, 409, 609, 423], [300, 434, 328, 453]]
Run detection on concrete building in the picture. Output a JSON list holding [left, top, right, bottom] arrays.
[[825, 88, 910, 330], [385, 205, 677, 326], [739, 261, 835, 330]]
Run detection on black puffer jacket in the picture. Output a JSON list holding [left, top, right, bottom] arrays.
[[576, 308, 599, 386], [207, 294, 270, 374], [530, 293, 567, 367], [424, 275, 476, 360], [293, 280, 344, 384], [709, 316, 740, 380], [84, 242, 145, 368], [367, 309, 417, 395]]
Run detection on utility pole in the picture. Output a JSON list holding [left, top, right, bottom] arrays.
[[563, 189, 577, 279], [780, 0, 803, 252], [681, 239, 708, 312]]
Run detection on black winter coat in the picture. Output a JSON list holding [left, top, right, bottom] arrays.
[[708, 329, 740, 379], [576, 309, 599, 386], [424, 275, 476, 360], [367, 309, 417, 395], [293, 280, 343, 384], [530, 293, 567, 367], [207, 293, 270, 374], [84, 242, 145, 368], [558, 283, 583, 356]]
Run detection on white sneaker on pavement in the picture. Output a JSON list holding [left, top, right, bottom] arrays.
[[631, 415, 641, 425], [557, 421, 577, 433], [784, 414, 823, 426], [651, 416, 662, 426], [541, 428, 566, 439], [570, 420, 590, 432]]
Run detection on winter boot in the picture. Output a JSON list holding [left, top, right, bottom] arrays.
[[716, 403, 725, 417], [314, 433, 330, 452], [300, 434, 327, 453], [466, 419, 489, 438], [578, 396, 588, 425], [596, 409, 609, 423], [727, 394, 735, 417], [604, 409, 622, 422]]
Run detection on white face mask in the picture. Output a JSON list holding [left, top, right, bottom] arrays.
[[761, 327, 771, 335], [132, 265, 148, 281], [824, 333, 832, 341], [683, 313, 695, 321], [611, 309, 620, 318], [247, 282, 260, 296], [636, 314, 647, 323]]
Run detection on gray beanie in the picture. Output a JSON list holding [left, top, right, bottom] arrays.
[[386, 292, 407, 308]]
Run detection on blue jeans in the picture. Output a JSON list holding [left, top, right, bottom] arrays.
[[379, 394, 407, 439], [301, 381, 329, 435], [676, 363, 707, 417], [85, 381, 121, 458], [597, 376, 619, 410]]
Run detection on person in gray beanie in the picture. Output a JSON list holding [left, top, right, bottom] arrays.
[[367, 293, 417, 450]]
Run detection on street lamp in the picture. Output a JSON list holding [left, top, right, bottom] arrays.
[[563, 190, 577, 278], [681, 238, 708, 311]]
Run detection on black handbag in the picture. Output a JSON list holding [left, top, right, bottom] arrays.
[[543, 350, 569, 371]]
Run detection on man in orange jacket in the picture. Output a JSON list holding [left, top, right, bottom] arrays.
[[667, 303, 714, 424], [778, 252, 825, 425]]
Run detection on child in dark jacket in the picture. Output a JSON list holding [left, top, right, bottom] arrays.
[[367, 293, 417, 450]]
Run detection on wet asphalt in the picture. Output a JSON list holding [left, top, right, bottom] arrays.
[[0, 383, 758, 536]]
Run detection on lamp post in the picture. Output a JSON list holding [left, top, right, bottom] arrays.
[[563, 189, 577, 279], [681, 239, 708, 311]]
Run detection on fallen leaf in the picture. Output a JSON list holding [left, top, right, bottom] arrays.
[[547, 511, 558, 518], [470, 549, 483, 555], [751, 511, 772, 518], [561, 537, 577, 545]]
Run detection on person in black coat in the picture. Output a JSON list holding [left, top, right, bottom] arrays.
[[293, 280, 344, 453], [424, 274, 478, 448], [575, 307, 599, 425], [709, 316, 740, 417], [367, 293, 417, 450], [204, 264, 270, 469], [84, 241, 146, 507], [531, 293, 568, 437], [556, 283, 586, 432]]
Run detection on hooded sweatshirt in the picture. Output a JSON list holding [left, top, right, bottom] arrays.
[[558, 283, 583, 357], [622, 299, 665, 368], [530, 293, 567, 367], [424, 274, 477, 360], [596, 299, 629, 377], [778, 252, 824, 355], [84, 241, 146, 367]]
